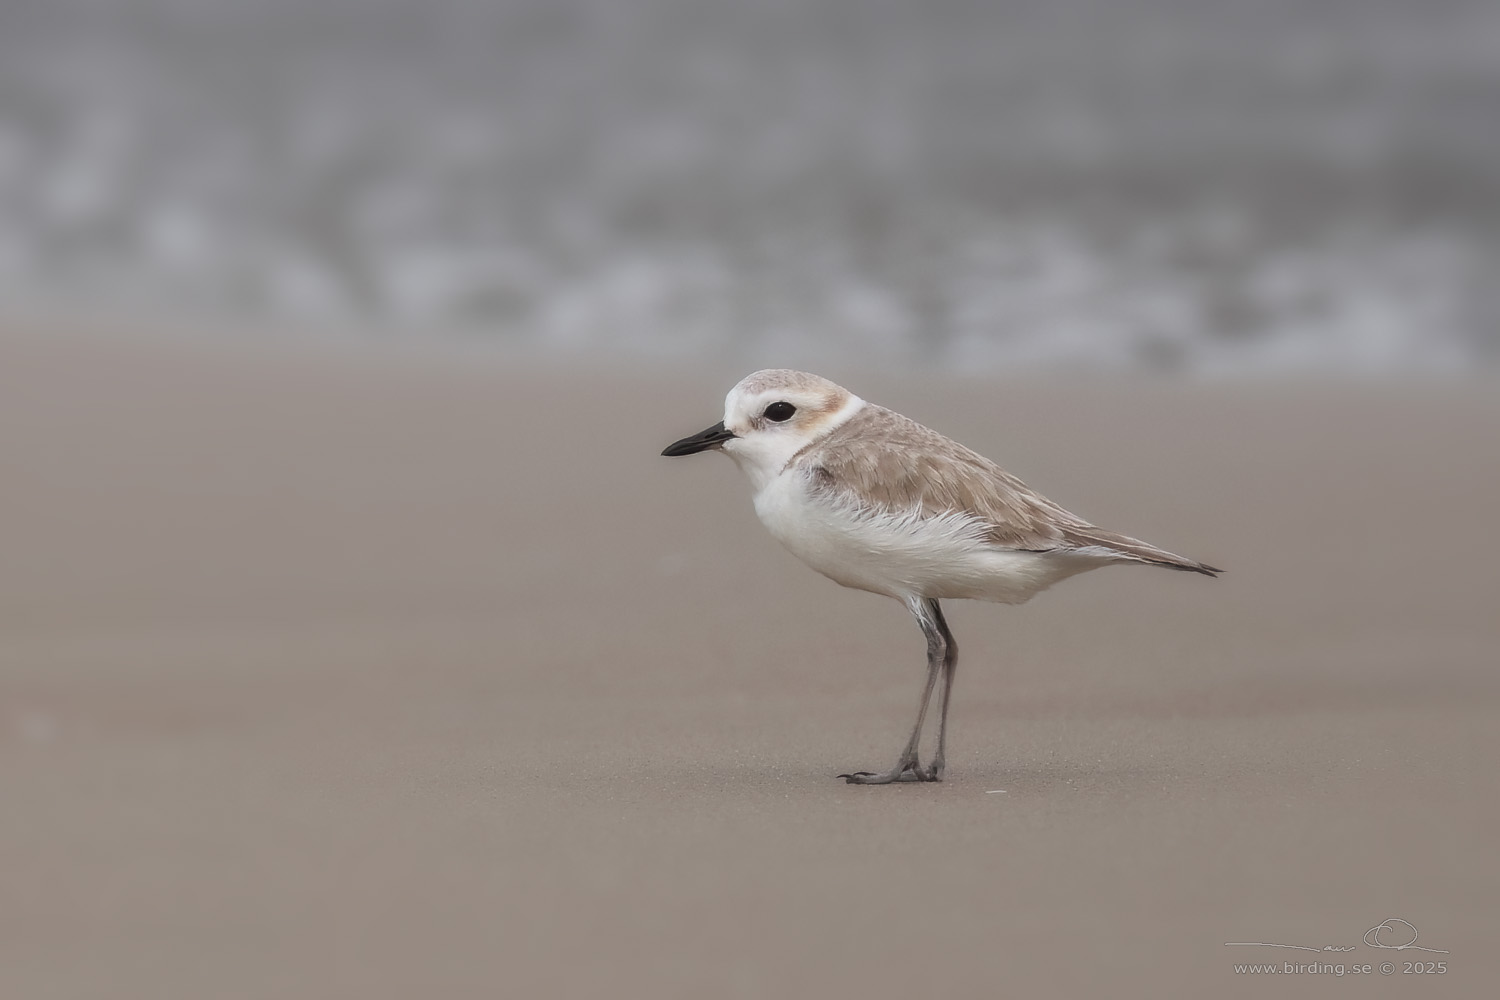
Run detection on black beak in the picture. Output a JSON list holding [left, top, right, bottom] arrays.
[[661, 421, 736, 457]]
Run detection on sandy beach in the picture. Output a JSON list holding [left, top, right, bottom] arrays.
[[2, 331, 1496, 998]]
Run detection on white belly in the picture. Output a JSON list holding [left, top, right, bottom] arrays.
[[751, 471, 1100, 604]]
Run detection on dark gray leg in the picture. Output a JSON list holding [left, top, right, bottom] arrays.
[[841, 598, 947, 784], [927, 601, 959, 781]]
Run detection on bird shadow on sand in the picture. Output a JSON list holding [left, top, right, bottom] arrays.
[[638, 757, 1190, 797], [951, 760, 1188, 797]]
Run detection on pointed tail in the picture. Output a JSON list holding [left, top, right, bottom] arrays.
[[1060, 525, 1221, 577]]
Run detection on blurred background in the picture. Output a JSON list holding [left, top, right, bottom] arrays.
[[6, 5, 1500, 997], [2, 0, 1496, 372]]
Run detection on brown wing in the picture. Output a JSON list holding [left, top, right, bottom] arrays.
[[798, 405, 1219, 576]]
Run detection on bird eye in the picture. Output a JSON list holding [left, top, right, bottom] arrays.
[[764, 401, 797, 422]]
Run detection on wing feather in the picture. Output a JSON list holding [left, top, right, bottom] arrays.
[[796, 405, 1219, 576]]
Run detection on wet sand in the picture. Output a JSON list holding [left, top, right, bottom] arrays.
[[2, 332, 1496, 998]]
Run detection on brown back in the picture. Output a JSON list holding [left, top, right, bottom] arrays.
[[795, 405, 1219, 575]]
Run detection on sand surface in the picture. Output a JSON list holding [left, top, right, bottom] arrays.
[[2, 333, 1496, 998]]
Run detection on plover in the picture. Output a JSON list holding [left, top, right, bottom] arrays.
[[662, 370, 1218, 784]]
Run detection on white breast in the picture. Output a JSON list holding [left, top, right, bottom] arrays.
[[751, 468, 1099, 604]]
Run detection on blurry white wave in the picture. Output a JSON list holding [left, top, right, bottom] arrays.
[[0, 0, 1496, 372]]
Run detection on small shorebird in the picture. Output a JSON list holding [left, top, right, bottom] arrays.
[[662, 370, 1218, 784]]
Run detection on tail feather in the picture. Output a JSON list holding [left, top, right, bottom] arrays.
[[1060, 525, 1221, 577]]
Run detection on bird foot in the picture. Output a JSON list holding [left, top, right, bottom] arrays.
[[839, 759, 942, 784]]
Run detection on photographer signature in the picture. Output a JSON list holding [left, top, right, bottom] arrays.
[[1225, 918, 1448, 954]]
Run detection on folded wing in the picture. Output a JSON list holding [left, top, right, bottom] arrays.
[[799, 404, 1219, 577]]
